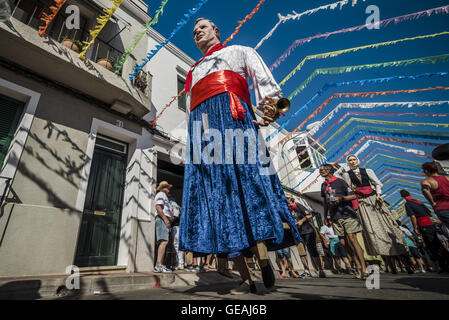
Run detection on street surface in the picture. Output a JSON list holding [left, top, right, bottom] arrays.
[[49, 271, 449, 300]]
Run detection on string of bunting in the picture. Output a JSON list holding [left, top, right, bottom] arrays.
[[254, 0, 366, 50], [79, 0, 125, 60], [289, 125, 449, 192], [282, 113, 449, 183], [272, 30, 449, 75], [267, 55, 449, 142], [278, 103, 449, 180], [359, 147, 431, 163], [355, 139, 434, 158], [150, 0, 268, 127], [270, 5, 449, 68], [223, 0, 267, 45], [130, 0, 210, 81], [276, 84, 449, 144], [114, 0, 169, 75], [269, 72, 449, 144], [282, 53, 449, 92], [38, 0, 67, 36], [378, 168, 427, 178]]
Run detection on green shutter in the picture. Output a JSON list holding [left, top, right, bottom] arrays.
[[0, 94, 25, 168]]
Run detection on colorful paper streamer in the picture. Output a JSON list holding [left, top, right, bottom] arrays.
[[79, 0, 125, 60], [275, 83, 449, 144], [149, 0, 267, 126], [114, 0, 169, 75], [282, 53, 449, 92], [38, 0, 67, 36], [279, 107, 446, 181], [130, 0, 210, 81], [223, 0, 267, 45], [271, 31, 449, 73], [269, 5, 449, 62], [355, 140, 433, 159], [254, 0, 366, 50], [288, 125, 449, 192], [267, 55, 449, 142]]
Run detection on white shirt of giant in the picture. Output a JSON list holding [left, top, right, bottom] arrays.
[[186, 45, 283, 119]]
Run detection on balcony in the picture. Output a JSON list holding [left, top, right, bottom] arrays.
[[1, 0, 151, 117], [10, 0, 136, 76]]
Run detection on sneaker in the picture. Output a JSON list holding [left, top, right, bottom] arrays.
[[230, 281, 257, 295], [153, 264, 172, 273], [175, 265, 185, 271], [186, 265, 196, 272], [319, 270, 327, 278], [279, 274, 288, 279], [194, 266, 203, 272], [300, 270, 312, 278], [420, 269, 426, 273]]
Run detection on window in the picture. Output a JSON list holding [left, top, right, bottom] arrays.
[[296, 145, 312, 169], [177, 77, 186, 112], [0, 94, 25, 168]]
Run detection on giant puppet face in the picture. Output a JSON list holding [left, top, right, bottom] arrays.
[[346, 155, 360, 170], [193, 19, 220, 52]]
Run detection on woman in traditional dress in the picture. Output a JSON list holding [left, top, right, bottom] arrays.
[[341, 155, 409, 273]]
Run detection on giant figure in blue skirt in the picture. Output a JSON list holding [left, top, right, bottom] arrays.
[[179, 18, 302, 295]]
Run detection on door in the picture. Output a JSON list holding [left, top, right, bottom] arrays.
[[0, 93, 24, 169], [75, 138, 127, 267]]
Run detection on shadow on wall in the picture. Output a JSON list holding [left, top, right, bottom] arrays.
[[0, 280, 42, 300]]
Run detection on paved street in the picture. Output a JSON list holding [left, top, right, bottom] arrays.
[[49, 271, 449, 300]]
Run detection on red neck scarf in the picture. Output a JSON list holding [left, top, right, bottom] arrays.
[[185, 43, 226, 95], [289, 202, 298, 212], [324, 176, 338, 192], [406, 196, 424, 206]]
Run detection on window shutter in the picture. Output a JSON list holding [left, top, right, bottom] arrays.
[[0, 94, 25, 168]]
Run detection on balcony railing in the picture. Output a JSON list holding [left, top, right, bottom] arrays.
[[10, 0, 136, 76]]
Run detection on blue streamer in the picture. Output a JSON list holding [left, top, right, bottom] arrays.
[[130, 0, 210, 81], [266, 72, 449, 142]]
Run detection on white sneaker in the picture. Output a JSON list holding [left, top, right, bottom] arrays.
[[301, 270, 312, 278], [153, 264, 173, 273], [420, 269, 426, 273]]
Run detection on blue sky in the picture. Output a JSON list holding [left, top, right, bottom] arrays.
[[143, 0, 449, 214]]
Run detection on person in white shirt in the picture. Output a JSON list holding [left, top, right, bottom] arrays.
[[168, 194, 184, 270], [154, 181, 174, 273], [320, 219, 352, 274]]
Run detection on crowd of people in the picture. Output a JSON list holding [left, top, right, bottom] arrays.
[[152, 159, 449, 283], [149, 18, 449, 295]]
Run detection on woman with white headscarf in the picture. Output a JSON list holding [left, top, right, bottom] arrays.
[[341, 155, 409, 273]]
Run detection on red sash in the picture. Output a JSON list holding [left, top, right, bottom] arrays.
[[355, 186, 375, 198], [190, 70, 251, 120]]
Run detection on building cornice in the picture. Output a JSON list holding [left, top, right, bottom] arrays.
[[147, 28, 195, 67]]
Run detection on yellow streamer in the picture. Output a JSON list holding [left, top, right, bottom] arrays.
[[79, 0, 124, 60], [280, 31, 449, 84]]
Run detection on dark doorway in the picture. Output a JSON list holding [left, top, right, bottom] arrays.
[[74, 136, 127, 267]]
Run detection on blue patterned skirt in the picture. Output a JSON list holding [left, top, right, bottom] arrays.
[[179, 93, 301, 258]]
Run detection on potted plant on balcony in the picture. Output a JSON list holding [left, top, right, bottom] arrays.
[[96, 57, 115, 71], [60, 37, 83, 53]]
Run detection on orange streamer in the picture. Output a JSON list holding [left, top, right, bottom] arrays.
[[223, 0, 267, 45], [38, 0, 67, 36]]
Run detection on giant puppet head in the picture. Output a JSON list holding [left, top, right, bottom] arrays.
[[193, 18, 221, 54]]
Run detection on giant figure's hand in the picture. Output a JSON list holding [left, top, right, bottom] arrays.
[[253, 97, 280, 127]]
